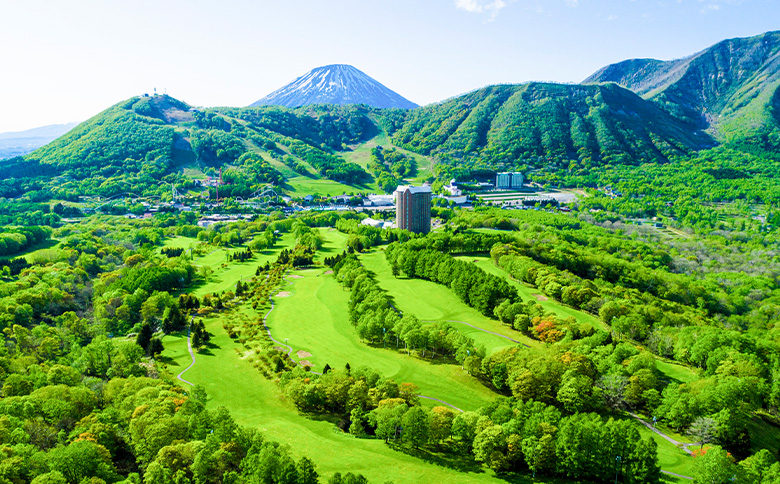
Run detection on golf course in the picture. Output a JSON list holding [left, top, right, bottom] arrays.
[[160, 228, 698, 483]]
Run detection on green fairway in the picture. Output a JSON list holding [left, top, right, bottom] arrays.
[[317, 228, 349, 262], [360, 249, 539, 350], [160, 230, 696, 483], [266, 268, 499, 411], [633, 422, 697, 479], [456, 255, 604, 329], [162, 305, 512, 484], [162, 234, 298, 296], [655, 359, 698, 384]]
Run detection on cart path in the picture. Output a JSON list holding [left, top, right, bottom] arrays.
[[176, 323, 196, 386], [422, 319, 529, 347]]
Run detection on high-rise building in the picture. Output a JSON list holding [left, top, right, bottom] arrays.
[[395, 185, 432, 234], [496, 172, 524, 190]]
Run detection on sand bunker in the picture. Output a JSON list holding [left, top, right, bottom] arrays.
[[297, 350, 312, 358], [532, 294, 549, 301], [275, 291, 291, 297], [299, 360, 313, 367], [323, 270, 334, 275], [288, 274, 304, 279]]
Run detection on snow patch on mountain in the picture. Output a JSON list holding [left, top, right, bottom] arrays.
[[250, 65, 418, 109]]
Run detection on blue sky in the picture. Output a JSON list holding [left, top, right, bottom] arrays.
[[0, 0, 776, 132]]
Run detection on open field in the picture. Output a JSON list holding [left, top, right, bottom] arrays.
[[284, 176, 374, 197], [455, 254, 699, 386], [162, 233, 298, 296], [343, 130, 436, 185], [16, 238, 62, 262]]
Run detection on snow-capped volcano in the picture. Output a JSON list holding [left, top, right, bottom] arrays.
[[249, 64, 418, 109]]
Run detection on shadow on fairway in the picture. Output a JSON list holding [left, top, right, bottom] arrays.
[[389, 442, 487, 474], [157, 355, 180, 367]]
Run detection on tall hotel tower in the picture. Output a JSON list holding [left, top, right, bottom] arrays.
[[394, 185, 432, 234]]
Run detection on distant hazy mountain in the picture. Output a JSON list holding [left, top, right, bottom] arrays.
[[0, 122, 78, 159], [250, 64, 419, 109], [584, 31, 780, 139]]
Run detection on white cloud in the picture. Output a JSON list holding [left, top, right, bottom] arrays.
[[607, 14, 618, 20], [456, 0, 484, 12], [455, 0, 507, 19], [565, 0, 579, 7]]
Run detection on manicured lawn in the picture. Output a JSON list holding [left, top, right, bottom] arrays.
[[655, 359, 698, 384], [162, 234, 298, 297], [317, 228, 349, 262], [14, 238, 61, 262], [632, 422, 697, 479], [267, 268, 499, 412], [360, 249, 539, 351], [748, 416, 780, 456], [162, 302, 511, 484], [456, 255, 604, 329], [285, 176, 373, 197], [160, 231, 694, 483]]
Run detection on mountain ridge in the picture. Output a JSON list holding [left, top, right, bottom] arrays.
[[250, 64, 418, 110], [584, 31, 780, 140]]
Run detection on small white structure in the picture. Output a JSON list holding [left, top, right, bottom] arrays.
[[443, 178, 462, 196]]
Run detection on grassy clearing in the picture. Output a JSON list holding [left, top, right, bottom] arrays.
[[655, 360, 698, 384], [748, 416, 780, 456], [342, 131, 390, 169], [360, 249, 538, 351], [633, 423, 697, 478], [284, 177, 373, 197], [160, 231, 693, 482], [162, 234, 298, 297], [317, 228, 349, 262], [17, 239, 62, 262]]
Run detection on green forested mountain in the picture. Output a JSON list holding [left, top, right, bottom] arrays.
[[2, 31, 779, 201], [584, 31, 780, 144], [389, 82, 714, 174], [0, 95, 380, 200]]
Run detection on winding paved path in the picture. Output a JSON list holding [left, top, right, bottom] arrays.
[[628, 412, 696, 480], [176, 324, 196, 386], [628, 412, 699, 454]]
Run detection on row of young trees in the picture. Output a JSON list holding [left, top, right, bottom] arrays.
[[384, 243, 518, 317]]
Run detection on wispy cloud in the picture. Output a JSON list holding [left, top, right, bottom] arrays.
[[696, 0, 745, 14], [565, 0, 579, 7], [455, 0, 507, 20]]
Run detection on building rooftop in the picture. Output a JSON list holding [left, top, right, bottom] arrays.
[[395, 185, 432, 194]]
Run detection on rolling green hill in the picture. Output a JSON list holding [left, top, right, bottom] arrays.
[[1, 95, 383, 200]]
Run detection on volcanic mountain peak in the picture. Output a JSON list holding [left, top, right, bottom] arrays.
[[250, 64, 418, 110]]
